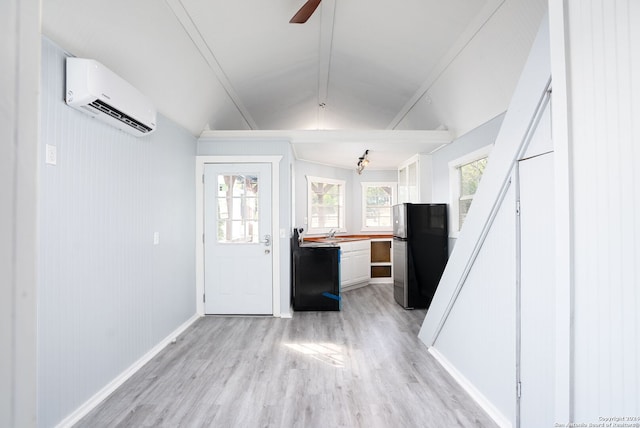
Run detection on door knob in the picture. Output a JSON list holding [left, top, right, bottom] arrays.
[[262, 234, 271, 247]]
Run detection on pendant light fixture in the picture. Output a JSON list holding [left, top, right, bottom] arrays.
[[356, 150, 370, 175]]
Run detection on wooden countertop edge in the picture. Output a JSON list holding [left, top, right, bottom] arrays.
[[304, 234, 392, 242]]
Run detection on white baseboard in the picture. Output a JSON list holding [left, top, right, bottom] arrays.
[[368, 278, 393, 284], [278, 303, 293, 318], [55, 313, 201, 428], [428, 347, 512, 428], [342, 281, 369, 292]]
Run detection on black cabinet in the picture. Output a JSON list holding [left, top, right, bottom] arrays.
[[291, 232, 341, 311]]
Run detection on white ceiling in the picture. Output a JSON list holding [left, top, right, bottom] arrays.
[[41, 0, 545, 168]]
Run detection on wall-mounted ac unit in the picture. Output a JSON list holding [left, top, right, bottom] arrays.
[[65, 58, 157, 137]]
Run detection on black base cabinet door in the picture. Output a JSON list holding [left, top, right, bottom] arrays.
[[292, 247, 340, 311]]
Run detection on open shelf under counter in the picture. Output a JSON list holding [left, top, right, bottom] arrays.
[[370, 237, 393, 284]]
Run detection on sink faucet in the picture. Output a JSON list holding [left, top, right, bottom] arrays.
[[327, 229, 337, 238]]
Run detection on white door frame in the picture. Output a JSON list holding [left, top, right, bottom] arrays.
[[196, 155, 282, 317]]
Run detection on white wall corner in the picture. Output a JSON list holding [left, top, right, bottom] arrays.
[[429, 347, 512, 428], [54, 314, 201, 428]]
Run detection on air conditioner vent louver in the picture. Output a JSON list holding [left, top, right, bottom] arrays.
[[65, 58, 157, 137], [88, 99, 153, 134]]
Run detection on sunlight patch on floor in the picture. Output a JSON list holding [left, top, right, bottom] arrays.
[[284, 342, 345, 368]]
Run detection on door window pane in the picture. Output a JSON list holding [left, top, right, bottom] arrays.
[[216, 174, 259, 243]]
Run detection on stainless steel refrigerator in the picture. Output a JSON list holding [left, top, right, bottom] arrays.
[[392, 203, 448, 309]]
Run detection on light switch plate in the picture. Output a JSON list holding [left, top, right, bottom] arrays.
[[45, 144, 57, 165], [153, 232, 160, 245]]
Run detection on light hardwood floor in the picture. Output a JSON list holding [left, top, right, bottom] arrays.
[[76, 283, 498, 427]]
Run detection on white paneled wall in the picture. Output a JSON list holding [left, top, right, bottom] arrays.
[[38, 38, 197, 427], [563, 0, 640, 420]]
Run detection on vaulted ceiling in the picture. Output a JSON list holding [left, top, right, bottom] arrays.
[[42, 0, 546, 168]]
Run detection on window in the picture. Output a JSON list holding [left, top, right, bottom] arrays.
[[449, 145, 492, 237], [306, 176, 346, 234], [361, 182, 396, 232], [458, 158, 487, 225], [216, 173, 259, 243]]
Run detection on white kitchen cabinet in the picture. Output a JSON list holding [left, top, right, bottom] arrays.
[[398, 154, 433, 203], [340, 240, 371, 290]]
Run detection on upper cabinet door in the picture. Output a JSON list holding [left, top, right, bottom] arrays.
[[398, 154, 433, 203]]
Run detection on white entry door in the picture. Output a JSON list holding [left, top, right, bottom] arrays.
[[204, 163, 273, 315]]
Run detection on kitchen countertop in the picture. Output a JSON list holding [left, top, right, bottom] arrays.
[[300, 234, 392, 248]]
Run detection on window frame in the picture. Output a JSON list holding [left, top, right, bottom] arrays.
[[306, 175, 347, 235], [360, 182, 397, 232], [448, 144, 493, 238]]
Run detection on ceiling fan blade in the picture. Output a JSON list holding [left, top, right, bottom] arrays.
[[289, 0, 322, 24]]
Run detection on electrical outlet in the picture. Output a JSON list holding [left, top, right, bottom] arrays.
[[45, 144, 57, 165], [153, 232, 160, 245]]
